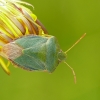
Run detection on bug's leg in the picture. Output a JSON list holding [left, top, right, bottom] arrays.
[[0, 56, 10, 75]]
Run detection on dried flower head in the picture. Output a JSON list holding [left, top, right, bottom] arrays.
[[0, 0, 47, 74]]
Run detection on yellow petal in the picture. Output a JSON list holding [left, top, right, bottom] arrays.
[[0, 56, 10, 75]]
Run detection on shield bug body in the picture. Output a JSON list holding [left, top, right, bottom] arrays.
[[0, 0, 86, 83], [2, 35, 66, 72]]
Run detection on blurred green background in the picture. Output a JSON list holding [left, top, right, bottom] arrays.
[[0, 0, 100, 100]]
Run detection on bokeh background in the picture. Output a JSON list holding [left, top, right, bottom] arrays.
[[0, 0, 100, 100]]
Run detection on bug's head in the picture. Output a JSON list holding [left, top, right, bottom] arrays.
[[58, 50, 66, 62]]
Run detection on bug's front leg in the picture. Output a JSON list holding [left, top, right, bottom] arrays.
[[0, 56, 10, 75]]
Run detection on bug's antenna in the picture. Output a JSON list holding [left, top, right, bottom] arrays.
[[65, 33, 86, 53], [64, 61, 76, 83]]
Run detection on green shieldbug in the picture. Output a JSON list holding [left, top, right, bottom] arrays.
[[1, 33, 86, 83], [0, 0, 86, 83], [2, 35, 66, 72]]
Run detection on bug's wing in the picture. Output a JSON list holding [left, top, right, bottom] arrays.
[[13, 44, 46, 71], [11, 35, 48, 71]]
